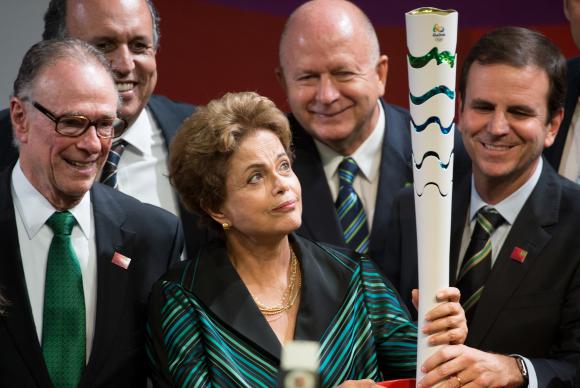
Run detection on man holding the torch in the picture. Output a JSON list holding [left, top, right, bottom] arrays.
[[389, 27, 580, 387]]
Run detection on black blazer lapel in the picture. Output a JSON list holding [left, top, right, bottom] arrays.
[[291, 115, 344, 246], [0, 168, 53, 387], [449, 175, 471, 282], [369, 100, 413, 259], [190, 240, 283, 360], [292, 236, 352, 343], [466, 163, 558, 347], [81, 184, 135, 382]]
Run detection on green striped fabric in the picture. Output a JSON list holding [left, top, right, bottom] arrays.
[[147, 248, 417, 386]]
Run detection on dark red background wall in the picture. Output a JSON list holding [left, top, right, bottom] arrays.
[[155, 1, 577, 111]]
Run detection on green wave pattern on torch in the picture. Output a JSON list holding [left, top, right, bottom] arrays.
[[410, 85, 455, 105], [408, 47, 456, 68]]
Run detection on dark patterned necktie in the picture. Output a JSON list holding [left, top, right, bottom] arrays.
[[42, 211, 86, 388], [456, 207, 505, 322], [335, 157, 370, 253], [100, 139, 127, 189]]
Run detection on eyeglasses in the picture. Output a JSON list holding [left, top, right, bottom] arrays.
[[31, 101, 128, 138]]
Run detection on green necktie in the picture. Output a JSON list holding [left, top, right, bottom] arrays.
[[42, 211, 86, 387]]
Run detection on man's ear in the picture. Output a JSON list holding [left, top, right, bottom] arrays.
[[10, 96, 30, 144], [545, 107, 564, 149], [564, 0, 571, 21], [275, 67, 288, 93], [375, 54, 389, 96]]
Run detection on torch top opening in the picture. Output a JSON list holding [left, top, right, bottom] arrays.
[[407, 7, 456, 16]]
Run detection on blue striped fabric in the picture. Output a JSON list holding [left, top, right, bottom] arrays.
[[147, 248, 417, 386], [336, 158, 370, 254]]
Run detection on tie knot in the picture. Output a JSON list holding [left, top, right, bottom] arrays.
[[112, 139, 127, 150], [338, 157, 359, 186], [476, 207, 504, 235], [46, 211, 76, 236]]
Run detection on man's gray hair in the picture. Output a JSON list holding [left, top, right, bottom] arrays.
[[13, 38, 113, 99]]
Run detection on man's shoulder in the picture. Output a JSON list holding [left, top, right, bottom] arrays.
[[0, 109, 18, 174], [555, 172, 580, 209], [0, 107, 9, 122], [148, 94, 195, 116], [287, 113, 316, 153], [568, 56, 580, 70], [382, 100, 410, 119], [147, 94, 195, 142]]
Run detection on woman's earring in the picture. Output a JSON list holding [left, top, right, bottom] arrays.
[[222, 222, 231, 231]]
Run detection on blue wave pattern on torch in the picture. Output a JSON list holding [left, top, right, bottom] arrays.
[[410, 85, 455, 105], [411, 116, 453, 134]]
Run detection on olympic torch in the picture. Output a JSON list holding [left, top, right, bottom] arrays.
[[405, 8, 458, 381]]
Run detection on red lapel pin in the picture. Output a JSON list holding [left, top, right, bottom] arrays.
[[510, 246, 528, 263], [111, 251, 131, 269]]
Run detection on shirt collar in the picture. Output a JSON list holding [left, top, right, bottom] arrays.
[[11, 160, 92, 239], [469, 158, 543, 225], [117, 107, 155, 156], [315, 100, 385, 182]]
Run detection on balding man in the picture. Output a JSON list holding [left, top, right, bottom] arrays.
[[0, 0, 206, 259], [276, 0, 463, 284], [0, 38, 182, 387]]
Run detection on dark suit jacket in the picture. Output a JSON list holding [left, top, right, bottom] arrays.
[[386, 161, 580, 386], [146, 95, 210, 259], [0, 108, 17, 173], [545, 57, 580, 170], [0, 167, 184, 387], [0, 95, 207, 260], [291, 99, 413, 281], [291, 99, 470, 284]]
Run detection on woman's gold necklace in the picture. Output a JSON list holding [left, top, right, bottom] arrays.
[[251, 247, 301, 317]]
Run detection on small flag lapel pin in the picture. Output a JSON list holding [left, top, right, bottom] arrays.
[[112, 251, 131, 269], [510, 246, 528, 263]]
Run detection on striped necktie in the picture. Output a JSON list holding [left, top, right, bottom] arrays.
[[456, 207, 505, 322], [42, 211, 86, 388], [336, 157, 370, 253], [100, 139, 127, 189]]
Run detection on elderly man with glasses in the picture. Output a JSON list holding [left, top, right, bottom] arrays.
[[0, 38, 183, 388]]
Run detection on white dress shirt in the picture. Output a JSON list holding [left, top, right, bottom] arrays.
[[558, 98, 580, 183], [114, 107, 179, 216], [458, 158, 543, 388], [314, 100, 385, 231], [12, 161, 97, 361]]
